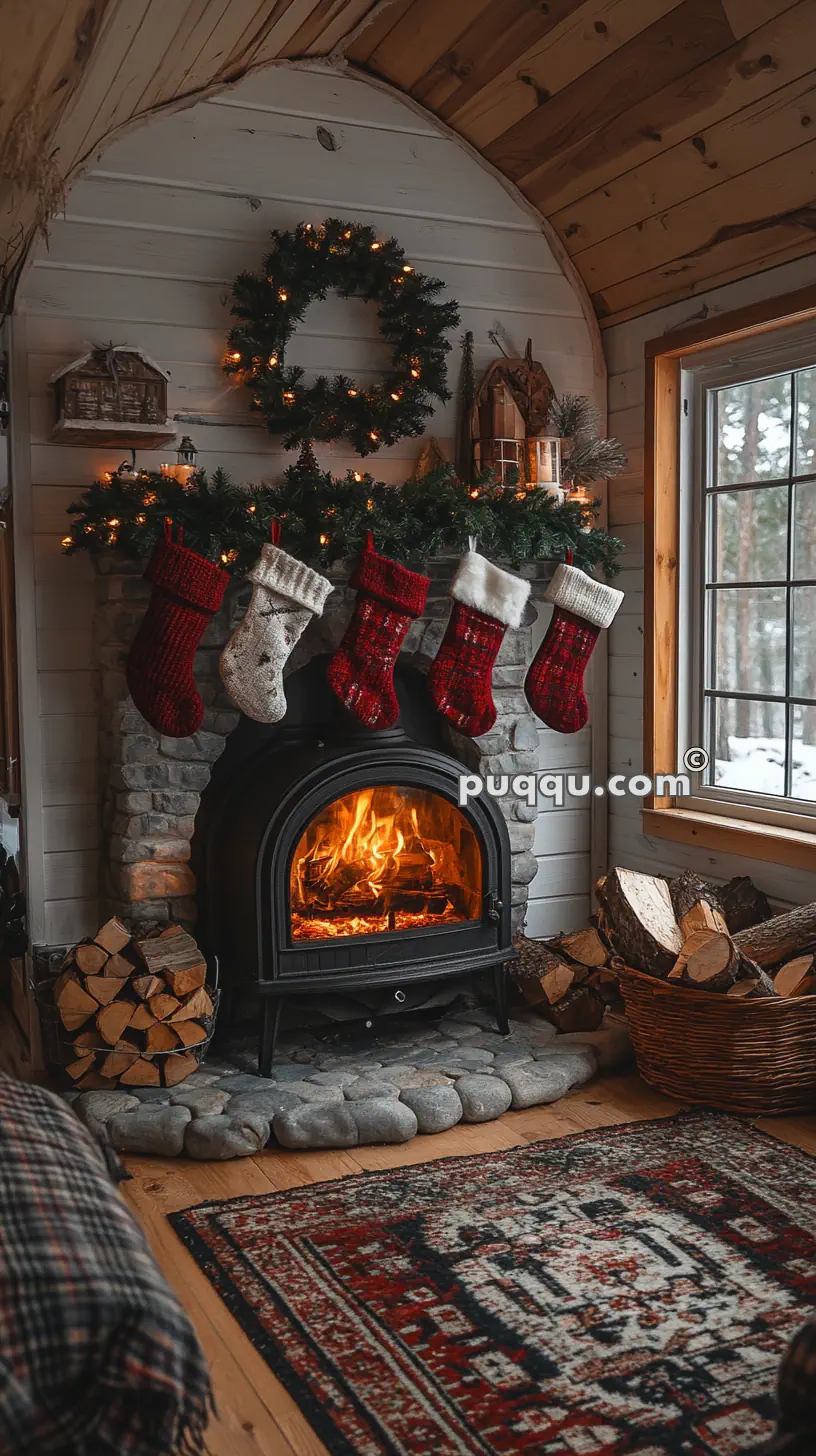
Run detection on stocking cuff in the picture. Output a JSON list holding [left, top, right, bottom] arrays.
[[451, 551, 530, 630], [545, 563, 623, 630], [353, 544, 429, 617], [249, 544, 332, 615], [146, 535, 228, 612]]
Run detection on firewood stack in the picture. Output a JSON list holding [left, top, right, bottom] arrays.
[[596, 867, 816, 1000], [513, 926, 621, 1032], [48, 918, 216, 1089]]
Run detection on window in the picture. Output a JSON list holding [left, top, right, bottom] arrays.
[[689, 358, 816, 822], [643, 283, 816, 869]]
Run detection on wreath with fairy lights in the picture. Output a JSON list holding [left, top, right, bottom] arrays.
[[223, 218, 460, 456]]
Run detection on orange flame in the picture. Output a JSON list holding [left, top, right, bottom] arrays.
[[290, 786, 480, 941]]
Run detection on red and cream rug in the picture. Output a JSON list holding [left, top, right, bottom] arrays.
[[170, 1111, 816, 1454]]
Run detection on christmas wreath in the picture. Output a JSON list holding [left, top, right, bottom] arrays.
[[223, 218, 460, 455]]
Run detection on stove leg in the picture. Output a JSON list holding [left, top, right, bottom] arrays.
[[259, 997, 283, 1078], [493, 965, 510, 1036]]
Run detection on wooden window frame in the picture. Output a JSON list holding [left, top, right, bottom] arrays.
[[643, 282, 816, 871]]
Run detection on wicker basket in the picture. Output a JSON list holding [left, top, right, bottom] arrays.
[[617, 964, 816, 1116]]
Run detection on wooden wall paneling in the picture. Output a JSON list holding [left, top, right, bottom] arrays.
[[523, 1, 816, 217]]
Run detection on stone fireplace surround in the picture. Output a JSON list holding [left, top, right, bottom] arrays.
[[96, 554, 554, 937]]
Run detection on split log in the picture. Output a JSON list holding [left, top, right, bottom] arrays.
[[96, 1000, 135, 1047], [734, 902, 816, 969], [129, 1004, 157, 1032], [74, 943, 109, 976], [104, 952, 135, 979], [726, 968, 778, 999], [65, 1052, 94, 1081], [131, 974, 164, 1002], [76, 1070, 118, 1090], [83, 975, 126, 1006], [173, 1020, 207, 1048], [99, 1045, 138, 1079], [147, 992, 181, 1022], [684, 933, 740, 992], [54, 973, 98, 1029], [145, 1022, 181, 1054], [669, 928, 719, 980], [119, 1058, 162, 1087], [94, 917, 131, 955], [669, 871, 728, 938], [163, 1052, 199, 1086], [136, 927, 206, 998], [170, 986, 213, 1022], [595, 867, 683, 976], [73, 1029, 100, 1051], [720, 876, 773, 934], [539, 984, 605, 1033], [774, 955, 816, 998], [558, 927, 607, 968]]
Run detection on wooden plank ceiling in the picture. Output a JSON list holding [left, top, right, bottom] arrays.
[[1, 0, 815, 325]]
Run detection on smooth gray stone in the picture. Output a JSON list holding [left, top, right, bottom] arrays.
[[185, 1112, 270, 1160], [269, 1065, 319, 1083], [454, 1031, 511, 1051], [308, 1070, 358, 1088], [499, 1064, 572, 1109], [290, 1049, 317, 1064], [372, 1057, 419, 1073], [108, 1105, 191, 1157], [214, 1074, 269, 1093], [456, 1074, 512, 1122], [274, 1103, 360, 1149], [127, 1086, 171, 1105], [352, 1098, 417, 1145], [76, 1090, 139, 1139], [61, 1090, 81, 1106], [433, 1064, 492, 1081], [380, 1070, 454, 1090], [438, 1047, 495, 1067], [170, 1087, 230, 1116], [228, 1089, 303, 1119], [198, 1058, 242, 1077], [399, 1085, 463, 1134], [491, 1053, 535, 1070], [408, 1050, 446, 1067], [343, 1079, 400, 1101], [223, 1049, 261, 1073], [448, 1010, 499, 1031], [556, 1025, 634, 1072], [532, 1046, 598, 1086], [283, 1082, 344, 1104], [174, 1069, 224, 1088]]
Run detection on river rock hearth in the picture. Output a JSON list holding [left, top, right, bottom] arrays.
[[65, 1008, 632, 1159]]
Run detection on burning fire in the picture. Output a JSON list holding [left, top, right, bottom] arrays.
[[290, 785, 481, 941]]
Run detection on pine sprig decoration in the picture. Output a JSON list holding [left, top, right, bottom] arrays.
[[62, 461, 623, 579], [223, 218, 460, 455]]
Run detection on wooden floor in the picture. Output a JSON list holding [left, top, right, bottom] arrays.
[[120, 1070, 816, 1456]]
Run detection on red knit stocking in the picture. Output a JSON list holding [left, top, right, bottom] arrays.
[[327, 533, 429, 729], [524, 563, 623, 734], [428, 549, 530, 736], [126, 524, 228, 737]]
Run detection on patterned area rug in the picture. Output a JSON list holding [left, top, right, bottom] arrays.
[[169, 1111, 816, 1455]]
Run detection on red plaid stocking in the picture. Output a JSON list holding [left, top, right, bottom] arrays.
[[525, 563, 623, 734], [428, 548, 530, 736], [327, 533, 430, 729], [126, 523, 228, 737]]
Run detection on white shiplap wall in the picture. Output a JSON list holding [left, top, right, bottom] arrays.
[[13, 64, 600, 947], [606, 253, 816, 906]]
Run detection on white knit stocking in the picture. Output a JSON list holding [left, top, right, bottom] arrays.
[[219, 544, 332, 723]]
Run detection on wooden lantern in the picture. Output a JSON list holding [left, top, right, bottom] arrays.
[[50, 346, 175, 447]]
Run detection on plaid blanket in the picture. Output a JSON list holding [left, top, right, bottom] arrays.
[[0, 1073, 212, 1454]]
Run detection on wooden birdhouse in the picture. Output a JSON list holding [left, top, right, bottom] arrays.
[[50, 346, 175, 447]]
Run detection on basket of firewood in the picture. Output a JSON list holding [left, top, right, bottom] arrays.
[[35, 917, 220, 1091], [596, 867, 816, 1116]]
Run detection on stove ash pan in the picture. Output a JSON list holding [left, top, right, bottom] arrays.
[[196, 707, 514, 1075]]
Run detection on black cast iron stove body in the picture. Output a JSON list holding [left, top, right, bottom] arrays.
[[195, 659, 515, 1075]]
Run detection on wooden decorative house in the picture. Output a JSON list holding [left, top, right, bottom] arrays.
[[49, 346, 175, 447]]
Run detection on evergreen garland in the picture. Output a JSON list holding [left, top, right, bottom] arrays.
[[62, 457, 624, 579], [223, 218, 460, 455]]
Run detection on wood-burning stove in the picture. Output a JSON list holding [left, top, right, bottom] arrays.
[[195, 658, 514, 1075]]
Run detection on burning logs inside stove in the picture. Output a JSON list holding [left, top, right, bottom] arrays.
[[44, 919, 217, 1088]]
